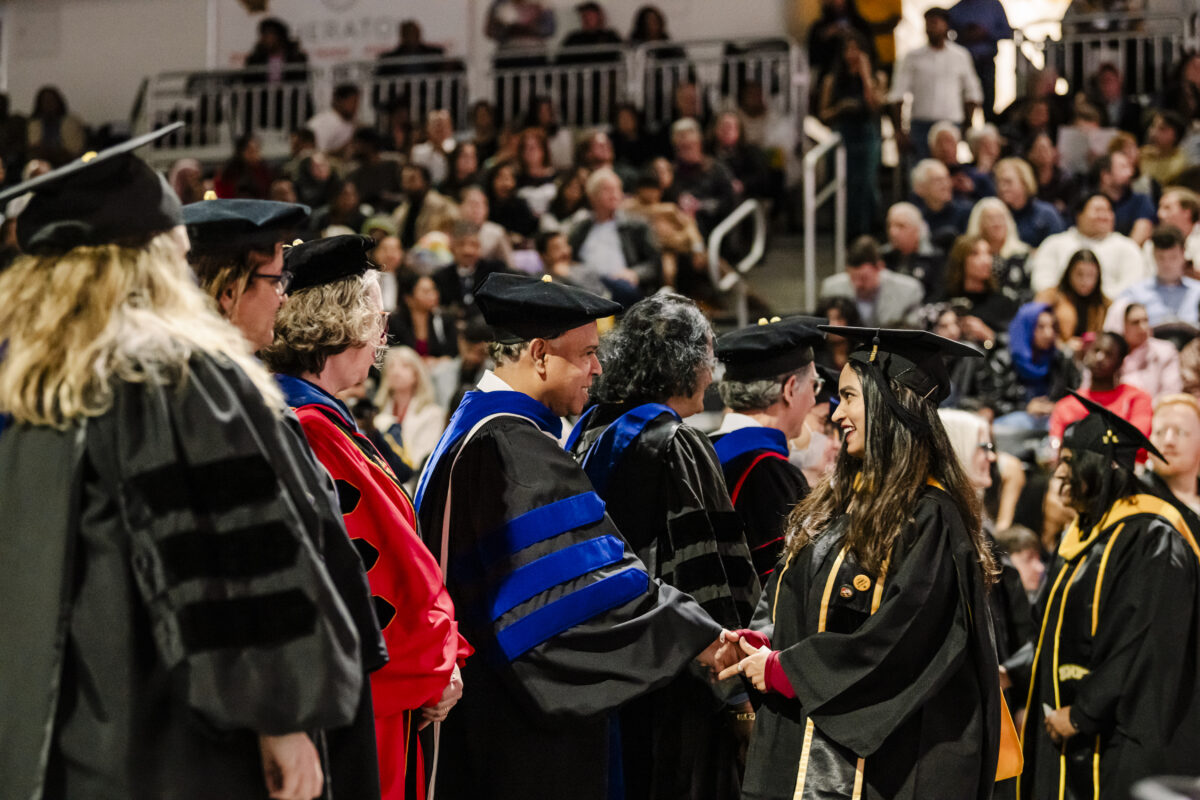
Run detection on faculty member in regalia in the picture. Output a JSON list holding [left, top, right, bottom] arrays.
[[567, 292, 760, 800], [720, 327, 1007, 800], [711, 316, 825, 581], [1014, 391, 1200, 800], [413, 273, 730, 800], [263, 234, 472, 800]]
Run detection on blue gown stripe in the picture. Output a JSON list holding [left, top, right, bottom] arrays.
[[496, 567, 650, 661], [563, 404, 597, 452], [415, 388, 563, 510], [275, 374, 356, 429], [576, 403, 678, 493], [479, 491, 607, 565], [712, 426, 789, 465], [489, 534, 626, 621]]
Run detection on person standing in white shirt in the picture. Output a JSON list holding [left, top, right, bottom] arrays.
[[305, 84, 361, 157], [1029, 192, 1148, 297], [888, 7, 983, 161]]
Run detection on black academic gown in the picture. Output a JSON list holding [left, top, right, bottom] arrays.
[[569, 402, 760, 800], [1015, 494, 1200, 800], [743, 484, 1002, 800], [0, 352, 380, 800], [413, 387, 722, 800], [710, 423, 810, 581]]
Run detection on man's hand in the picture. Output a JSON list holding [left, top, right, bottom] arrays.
[[717, 638, 771, 692], [1026, 396, 1056, 417], [1044, 705, 1078, 746], [259, 733, 324, 800], [420, 664, 464, 731], [617, 268, 641, 287], [696, 630, 741, 678]]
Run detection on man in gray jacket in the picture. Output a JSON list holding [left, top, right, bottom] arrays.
[[819, 235, 925, 327]]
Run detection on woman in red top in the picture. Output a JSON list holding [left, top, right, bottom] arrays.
[[1049, 331, 1153, 455], [264, 234, 471, 800]]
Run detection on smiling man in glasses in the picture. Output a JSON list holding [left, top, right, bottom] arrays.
[[184, 196, 311, 353]]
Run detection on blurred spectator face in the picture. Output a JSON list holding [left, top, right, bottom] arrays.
[[374, 236, 404, 272], [975, 132, 1001, 166], [641, 8, 665, 38], [1159, 192, 1197, 233], [738, 82, 766, 116], [636, 183, 663, 205], [935, 308, 962, 340], [586, 133, 614, 167], [241, 137, 263, 164], [1151, 403, 1200, 478], [542, 233, 573, 266], [916, 163, 952, 209], [980, 207, 1009, 250], [886, 207, 921, 254], [674, 129, 704, 165], [407, 275, 441, 312], [520, 133, 546, 169], [1067, 257, 1099, 296], [580, 8, 603, 30], [452, 232, 482, 268], [454, 143, 479, 178], [1123, 304, 1150, 350], [269, 179, 298, 203], [1025, 100, 1050, 131], [1185, 54, 1200, 87], [590, 174, 624, 217], [308, 152, 333, 182], [473, 102, 495, 133], [536, 99, 557, 128], [965, 240, 993, 285], [1103, 151, 1134, 191], [1077, 196, 1115, 238], [931, 130, 959, 166], [1148, 114, 1180, 150], [401, 166, 429, 196], [616, 107, 639, 136], [1008, 546, 1046, 594], [1083, 334, 1123, 381], [461, 336, 490, 367], [846, 260, 882, 297], [492, 165, 517, 199], [1027, 134, 1056, 169], [459, 188, 489, 225], [334, 91, 360, 121], [715, 114, 741, 149], [428, 111, 453, 144], [995, 163, 1028, 210], [674, 84, 702, 118], [400, 21, 422, 46], [334, 182, 359, 213], [925, 13, 948, 46], [1033, 310, 1057, 351], [652, 157, 674, 190], [1155, 240, 1188, 283], [970, 425, 995, 490], [1097, 67, 1122, 101]]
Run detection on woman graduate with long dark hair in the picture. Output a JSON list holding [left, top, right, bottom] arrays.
[[719, 327, 1009, 800], [1014, 391, 1200, 800]]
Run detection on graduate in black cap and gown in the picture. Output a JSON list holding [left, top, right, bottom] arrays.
[[263, 234, 472, 800], [711, 317, 825, 582], [566, 292, 760, 800], [717, 327, 1011, 800], [414, 273, 730, 800], [0, 126, 368, 799], [1013, 391, 1200, 800]]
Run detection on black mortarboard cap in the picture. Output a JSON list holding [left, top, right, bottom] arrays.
[[475, 272, 622, 344], [716, 316, 825, 382], [183, 197, 311, 256], [284, 234, 376, 294], [0, 123, 185, 254], [1061, 389, 1164, 468], [815, 363, 840, 406], [820, 326, 981, 406]]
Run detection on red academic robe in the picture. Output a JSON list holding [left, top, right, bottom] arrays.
[[283, 376, 471, 800]]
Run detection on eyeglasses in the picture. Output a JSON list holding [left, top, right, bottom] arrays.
[[812, 376, 825, 395], [251, 269, 293, 295], [978, 441, 996, 453]]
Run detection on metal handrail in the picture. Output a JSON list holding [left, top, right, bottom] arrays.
[[707, 198, 767, 328], [802, 133, 846, 312]]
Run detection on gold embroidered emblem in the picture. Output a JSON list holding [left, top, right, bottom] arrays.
[[1057, 664, 1090, 681], [853, 574, 871, 591]]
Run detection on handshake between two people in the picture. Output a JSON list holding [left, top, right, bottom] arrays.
[[695, 629, 773, 692]]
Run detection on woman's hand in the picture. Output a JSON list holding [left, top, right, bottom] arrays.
[[419, 663, 464, 730], [717, 638, 772, 692], [1044, 705, 1078, 745], [259, 733, 324, 800]]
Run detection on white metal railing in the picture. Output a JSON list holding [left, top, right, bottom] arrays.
[[707, 199, 767, 328], [137, 36, 806, 164], [1014, 12, 1200, 98], [802, 133, 846, 312]]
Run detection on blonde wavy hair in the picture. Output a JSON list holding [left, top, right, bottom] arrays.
[[261, 270, 384, 377], [374, 345, 437, 414], [0, 232, 281, 428]]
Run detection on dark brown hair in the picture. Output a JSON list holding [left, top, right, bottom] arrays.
[[785, 360, 997, 583], [945, 233, 995, 295]]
